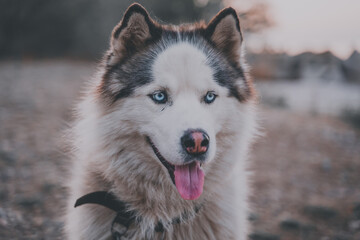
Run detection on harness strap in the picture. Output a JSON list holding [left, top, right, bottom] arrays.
[[75, 191, 204, 238], [75, 191, 136, 239], [75, 191, 132, 217]]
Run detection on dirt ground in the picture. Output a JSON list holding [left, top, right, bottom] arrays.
[[0, 61, 359, 239]]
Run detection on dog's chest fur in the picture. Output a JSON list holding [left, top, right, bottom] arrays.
[[68, 165, 249, 239]]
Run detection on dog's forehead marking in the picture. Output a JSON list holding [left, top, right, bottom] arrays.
[[152, 42, 217, 92]]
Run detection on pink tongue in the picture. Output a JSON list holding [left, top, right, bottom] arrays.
[[174, 162, 204, 200]]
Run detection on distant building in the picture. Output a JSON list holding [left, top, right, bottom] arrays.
[[343, 51, 360, 83], [249, 51, 359, 83]]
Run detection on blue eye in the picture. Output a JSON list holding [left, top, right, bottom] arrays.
[[204, 91, 217, 104], [150, 91, 167, 104]]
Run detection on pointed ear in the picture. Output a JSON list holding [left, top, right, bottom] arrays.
[[109, 3, 161, 63], [205, 7, 243, 62]]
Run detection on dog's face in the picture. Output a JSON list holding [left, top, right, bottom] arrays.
[[96, 4, 254, 201]]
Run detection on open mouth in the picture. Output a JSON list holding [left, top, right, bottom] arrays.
[[146, 136, 176, 183], [146, 137, 205, 200]]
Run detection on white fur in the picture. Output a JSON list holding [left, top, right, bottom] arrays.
[[64, 40, 258, 239]]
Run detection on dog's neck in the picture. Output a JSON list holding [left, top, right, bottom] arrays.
[[111, 174, 207, 225], [74, 191, 205, 237], [83, 167, 207, 224]]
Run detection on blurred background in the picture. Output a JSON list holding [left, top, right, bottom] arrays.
[[0, 0, 359, 239]]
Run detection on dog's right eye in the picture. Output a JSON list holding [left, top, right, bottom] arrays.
[[149, 91, 168, 104]]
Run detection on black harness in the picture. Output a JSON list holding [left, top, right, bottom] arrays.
[[75, 191, 203, 240]]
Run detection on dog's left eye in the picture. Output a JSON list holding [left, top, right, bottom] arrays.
[[204, 91, 217, 104], [150, 91, 168, 104]]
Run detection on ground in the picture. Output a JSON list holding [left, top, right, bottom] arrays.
[[0, 61, 359, 239]]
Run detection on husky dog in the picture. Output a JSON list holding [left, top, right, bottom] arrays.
[[65, 3, 258, 240]]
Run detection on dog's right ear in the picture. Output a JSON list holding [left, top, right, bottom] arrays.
[[204, 7, 243, 63], [109, 3, 161, 64]]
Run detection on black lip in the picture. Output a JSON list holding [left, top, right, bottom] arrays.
[[146, 137, 175, 184]]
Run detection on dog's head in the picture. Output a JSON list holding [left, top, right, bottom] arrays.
[[95, 4, 255, 201]]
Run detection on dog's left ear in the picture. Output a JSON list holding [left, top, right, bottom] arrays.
[[109, 3, 161, 64], [204, 7, 243, 62]]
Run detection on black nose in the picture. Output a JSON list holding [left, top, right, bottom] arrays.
[[181, 129, 209, 156]]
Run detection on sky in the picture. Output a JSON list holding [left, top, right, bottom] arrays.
[[226, 0, 360, 59]]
